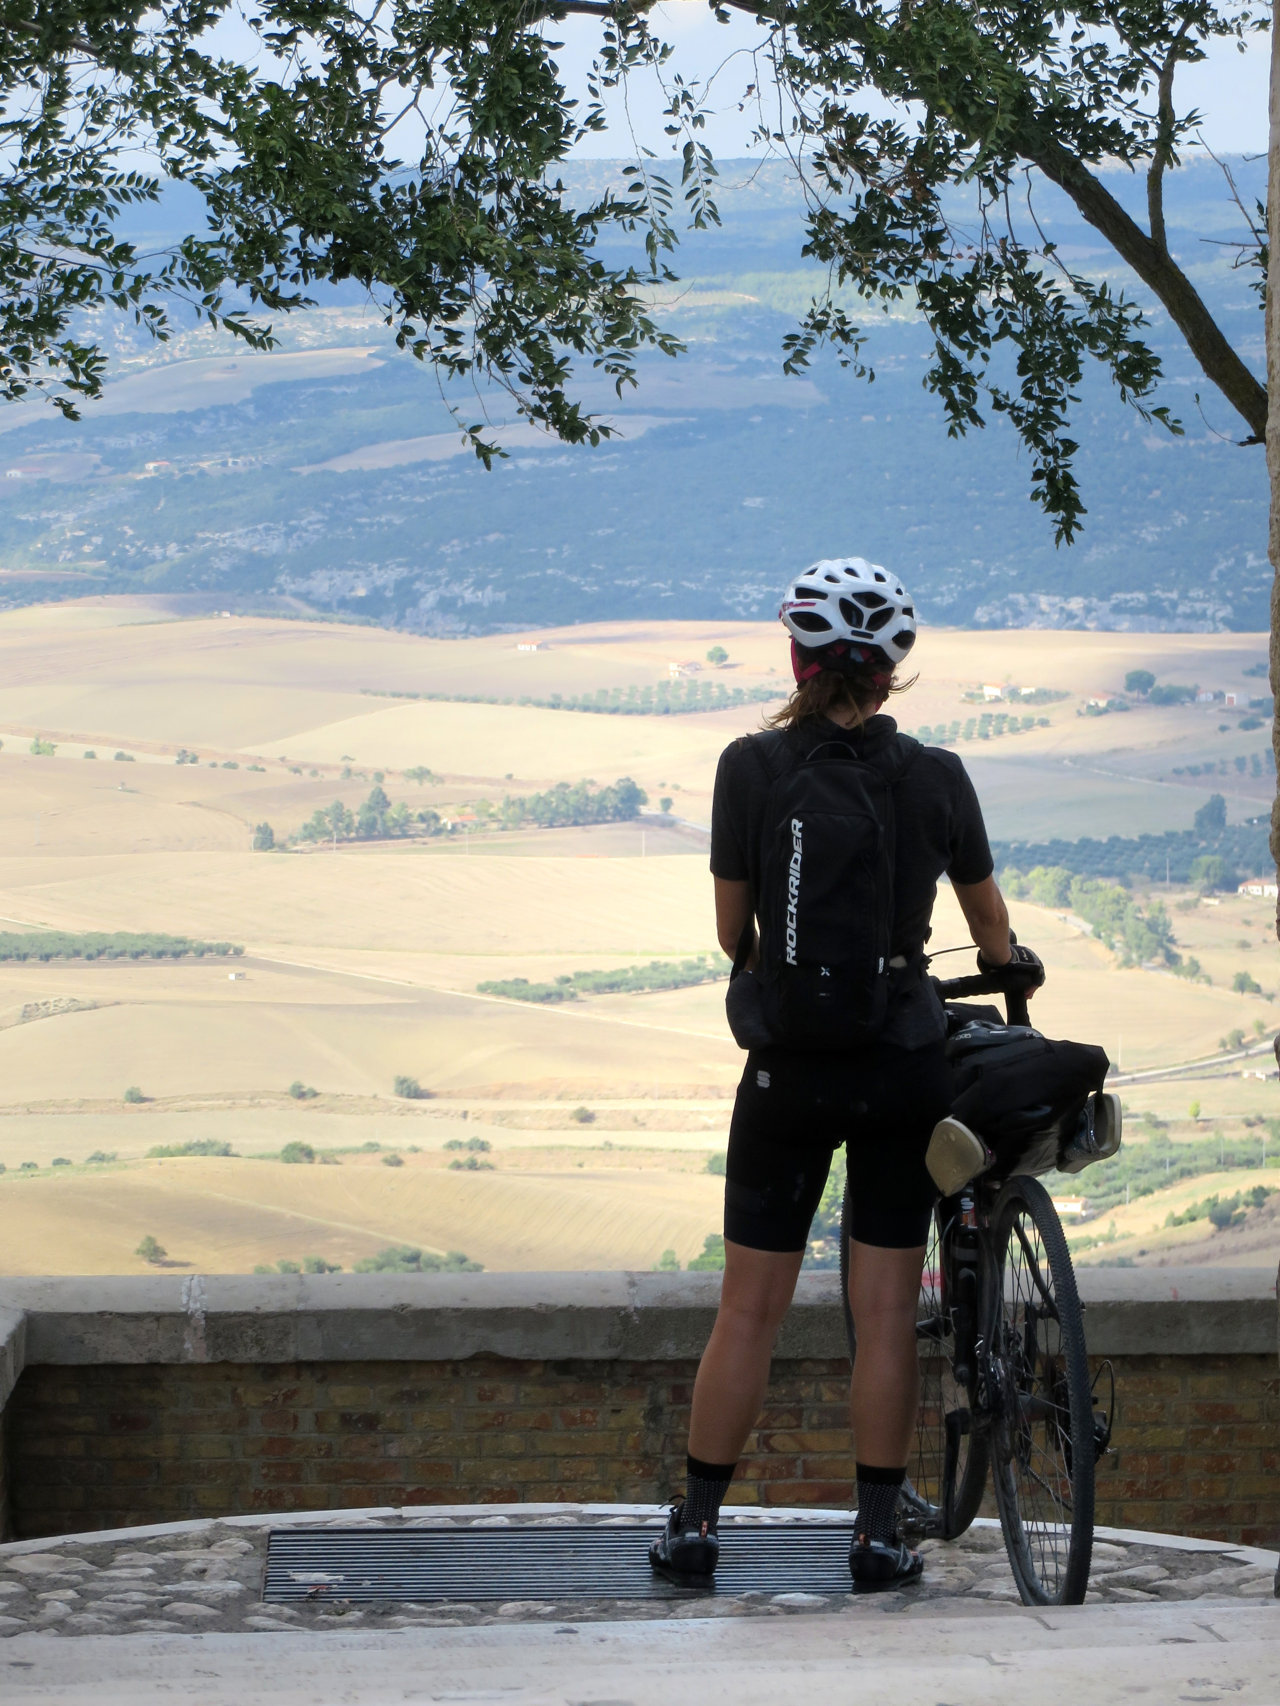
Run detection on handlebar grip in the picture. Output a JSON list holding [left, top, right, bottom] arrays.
[[934, 968, 1033, 1028]]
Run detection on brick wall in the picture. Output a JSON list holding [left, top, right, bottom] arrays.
[[6, 1348, 1278, 1546]]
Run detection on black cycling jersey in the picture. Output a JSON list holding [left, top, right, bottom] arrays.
[[710, 711, 998, 1251], [709, 713, 994, 955]]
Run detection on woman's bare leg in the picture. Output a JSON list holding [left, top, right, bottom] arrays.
[[687, 1239, 805, 1464], [846, 1239, 927, 1465]]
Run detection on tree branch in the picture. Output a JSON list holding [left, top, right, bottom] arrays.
[[1032, 138, 1267, 442], [1145, 21, 1192, 258]]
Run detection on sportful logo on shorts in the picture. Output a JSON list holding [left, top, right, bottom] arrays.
[[786, 817, 802, 964]]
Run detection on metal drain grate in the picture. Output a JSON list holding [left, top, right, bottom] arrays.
[[264, 1523, 862, 1602]]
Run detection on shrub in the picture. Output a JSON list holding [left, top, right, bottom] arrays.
[[393, 1075, 425, 1099], [302, 1255, 342, 1273], [28, 737, 55, 756], [659, 796, 673, 815], [136, 1235, 166, 1263], [448, 1155, 494, 1171], [86, 1150, 117, 1163], [123, 1086, 145, 1104], [1232, 972, 1262, 996], [113, 751, 135, 762], [288, 1080, 318, 1100], [705, 1153, 726, 1175], [686, 1234, 726, 1271], [253, 822, 275, 851], [571, 1106, 595, 1124], [280, 1141, 316, 1165], [20, 1161, 37, 1171], [655, 1249, 681, 1271], [352, 1245, 483, 1273], [275, 1259, 302, 1273], [706, 645, 729, 666], [382, 1153, 404, 1167], [83, 750, 96, 759], [51, 1156, 70, 1167], [444, 1137, 491, 1152]]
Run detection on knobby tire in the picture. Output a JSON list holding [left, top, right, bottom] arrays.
[[988, 1175, 1094, 1605]]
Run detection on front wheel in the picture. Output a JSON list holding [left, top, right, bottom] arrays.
[[987, 1175, 1094, 1605]]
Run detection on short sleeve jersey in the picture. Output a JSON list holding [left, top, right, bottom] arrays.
[[709, 713, 993, 957]]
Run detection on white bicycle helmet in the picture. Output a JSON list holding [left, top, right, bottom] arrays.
[[779, 557, 917, 669]]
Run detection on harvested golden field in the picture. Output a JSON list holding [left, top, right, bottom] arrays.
[[0, 1150, 725, 1276], [0, 598, 1270, 1273]]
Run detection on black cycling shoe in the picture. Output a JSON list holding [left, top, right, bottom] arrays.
[[649, 1502, 718, 1585], [848, 1532, 924, 1593]]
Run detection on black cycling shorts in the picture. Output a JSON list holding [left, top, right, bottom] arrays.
[[723, 1041, 951, 1253]]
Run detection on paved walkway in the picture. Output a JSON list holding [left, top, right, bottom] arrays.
[[0, 1506, 1275, 1703]]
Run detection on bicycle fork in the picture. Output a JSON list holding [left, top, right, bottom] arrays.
[[940, 1207, 984, 1540]]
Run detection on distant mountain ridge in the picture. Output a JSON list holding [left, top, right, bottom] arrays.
[[0, 157, 1266, 634]]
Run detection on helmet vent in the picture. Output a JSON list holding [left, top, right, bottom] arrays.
[[790, 610, 833, 634]]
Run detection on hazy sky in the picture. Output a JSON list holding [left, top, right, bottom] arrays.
[[551, 3, 1271, 160]]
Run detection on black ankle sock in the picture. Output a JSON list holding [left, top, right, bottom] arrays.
[[855, 1463, 905, 1544], [681, 1454, 736, 1534]]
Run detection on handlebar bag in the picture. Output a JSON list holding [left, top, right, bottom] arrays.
[[945, 1016, 1110, 1178]]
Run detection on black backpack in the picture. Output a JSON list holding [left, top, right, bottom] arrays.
[[726, 727, 920, 1051]]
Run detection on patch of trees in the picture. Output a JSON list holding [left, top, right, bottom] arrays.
[[351, 1245, 482, 1273], [495, 777, 647, 830], [363, 680, 780, 716], [1077, 1124, 1279, 1219], [1000, 867, 1177, 966], [992, 798, 1271, 892], [478, 956, 725, 1004], [294, 786, 448, 845], [911, 712, 1050, 747], [1173, 751, 1274, 780], [1164, 1185, 1272, 1232], [296, 784, 440, 844], [0, 932, 243, 962], [147, 1139, 235, 1158]]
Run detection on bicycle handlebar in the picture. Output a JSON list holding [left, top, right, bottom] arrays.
[[932, 965, 1032, 1029]]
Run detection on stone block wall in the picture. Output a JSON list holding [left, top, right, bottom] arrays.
[[0, 1269, 1275, 1545]]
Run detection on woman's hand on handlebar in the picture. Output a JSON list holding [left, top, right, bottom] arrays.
[[977, 939, 1045, 995]]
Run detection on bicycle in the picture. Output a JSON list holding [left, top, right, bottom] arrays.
[[840, 963, 1114, 1606]]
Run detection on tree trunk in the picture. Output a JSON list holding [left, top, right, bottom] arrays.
[[1270, 9, 1280, 964]]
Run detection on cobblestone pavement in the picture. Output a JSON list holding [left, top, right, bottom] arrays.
[[0, 1509, 1274, 1637]]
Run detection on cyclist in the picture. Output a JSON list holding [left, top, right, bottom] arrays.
[[649, 557, 1042, 1592]]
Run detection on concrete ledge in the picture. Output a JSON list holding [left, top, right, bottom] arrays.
[[0, 1267, 1273, 1370], [0, 1308, 25, 1409]]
